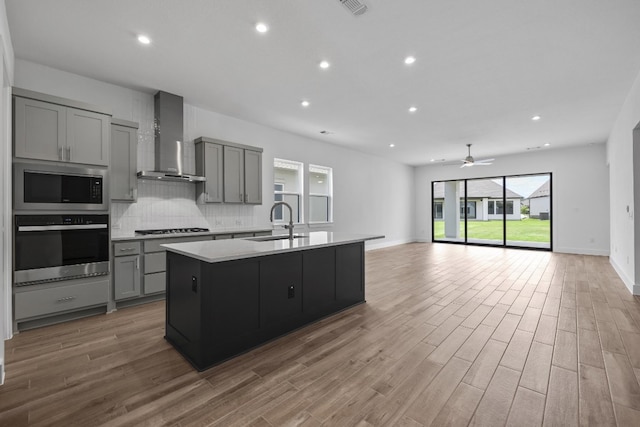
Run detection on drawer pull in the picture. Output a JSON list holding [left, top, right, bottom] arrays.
[[119, 247, 135, 251], [56, 296, 77, 303]]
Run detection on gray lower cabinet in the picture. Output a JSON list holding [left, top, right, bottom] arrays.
[[113, 241, 142, 300], [111, 119, 138, 202], [14, 276, 109, 321], [113, 255, 141, 300], [14, 91, 111, 166]]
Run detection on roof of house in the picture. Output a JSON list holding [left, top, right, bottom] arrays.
[[528, 180, 550, 199], [433, 180, 523, 199]]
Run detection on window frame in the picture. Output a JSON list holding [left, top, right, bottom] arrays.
[[273, 159, 304, 224], [308, 164, 333, 224]]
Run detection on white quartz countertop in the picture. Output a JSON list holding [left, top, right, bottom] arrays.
[[162, 232, 384, 263], [111, 227, 272, 241]]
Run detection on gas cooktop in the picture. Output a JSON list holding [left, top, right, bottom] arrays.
[[135, 228, 210, 235]]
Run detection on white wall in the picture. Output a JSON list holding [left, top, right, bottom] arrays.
[[0, 0, 13, 386], [415, 144, 610, 255], [14, 59, 415, 250], [607, 66, 640, 294]]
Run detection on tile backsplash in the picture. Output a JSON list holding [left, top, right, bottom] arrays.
[[111, 180, 260, 234]]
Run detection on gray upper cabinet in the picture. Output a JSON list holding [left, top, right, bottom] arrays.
[[111, 119, 138, 202], [244, 149, 262, 204], [66, 108, 110, 166], [195, 137, 262, 205], [13, 89, 111, 166], [224, 145, 245, 203], [14, 97, 66, 162], [195, 140, 223, 203]]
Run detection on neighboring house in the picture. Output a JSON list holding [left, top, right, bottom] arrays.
[[527, 180, 551, 218], [433, 180, 523, 221]]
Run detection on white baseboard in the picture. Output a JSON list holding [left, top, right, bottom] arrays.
[[609, 257, 639, 295], [0, 361, 4, 385], [365, 238, 415, 251], [552, 247, 610, 256]]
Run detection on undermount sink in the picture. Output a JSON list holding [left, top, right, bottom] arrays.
[[246, 235, 307, 242]]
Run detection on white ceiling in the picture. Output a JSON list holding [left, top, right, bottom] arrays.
[[7, 0, 640, 166]]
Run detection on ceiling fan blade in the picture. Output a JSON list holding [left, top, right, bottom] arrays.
[[474, 163, 493, 166], [475, 158, 495, 163]]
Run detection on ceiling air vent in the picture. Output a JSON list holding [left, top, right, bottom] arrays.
[[339, 0, 368, 16]]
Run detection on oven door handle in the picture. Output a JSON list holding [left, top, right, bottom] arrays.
[[18, 224, 108, 232]]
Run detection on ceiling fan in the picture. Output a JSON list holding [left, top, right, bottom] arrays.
[[460, 144, 494, 168]]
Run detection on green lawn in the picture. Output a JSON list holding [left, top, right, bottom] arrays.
[[433, 218, 550, 242]]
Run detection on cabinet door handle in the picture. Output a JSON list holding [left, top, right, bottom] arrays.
[[56, 296, 76, 303], [66, 147, 71, 161], [244, 194, 248, 203], [135, 257, 139, 270], [58, 147, 63, 160]]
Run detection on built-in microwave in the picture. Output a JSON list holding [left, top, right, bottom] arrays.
[[14, 162, 108, 211]]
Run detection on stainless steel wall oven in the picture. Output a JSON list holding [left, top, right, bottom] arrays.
[[14, 214, 109, 285]]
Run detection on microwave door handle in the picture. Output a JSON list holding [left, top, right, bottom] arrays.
[[18, 224, 108, 232]]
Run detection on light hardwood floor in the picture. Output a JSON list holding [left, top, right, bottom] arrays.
[[2, 243, 640, 426]]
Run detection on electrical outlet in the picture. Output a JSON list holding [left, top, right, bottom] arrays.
[[235, 219, 242, 226], [215, 220, 223, 226]]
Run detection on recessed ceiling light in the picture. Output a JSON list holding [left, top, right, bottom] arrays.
[[430, 159, 435, 162], [544, 143, 550, 146], [408, 106, 417, 113], [255, 22, 269, 33], [531, 115, 541, 121], [389, 144, 395, 148], [137, 35, 151, 45], [301, 100, 310, 107], [319, 60, 330, 69], [404, 56, 416, 65]]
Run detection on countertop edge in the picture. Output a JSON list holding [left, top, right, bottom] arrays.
[[163, 234, 384, 264], [111, 228, 273, 242]]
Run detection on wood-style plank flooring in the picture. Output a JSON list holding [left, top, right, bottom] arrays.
[[2, 243, 640, 426]]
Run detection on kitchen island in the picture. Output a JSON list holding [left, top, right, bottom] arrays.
[[162, 231, 383, 370]]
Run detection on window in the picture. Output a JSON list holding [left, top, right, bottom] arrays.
[[460, 201, 476, 219], [433, 202, 443, 219], [273, 159, 303, 223], [308, 165, 332, 223], [489, 200, 514, 215]]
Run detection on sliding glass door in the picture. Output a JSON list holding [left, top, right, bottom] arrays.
[[432, 173, 551, 250], [465, 178, 504, 245], [432, 180, 466, 243], [505, 174, 551, 249]]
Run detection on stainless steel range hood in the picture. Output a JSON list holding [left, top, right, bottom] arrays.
[[137, 91, 206, 183]]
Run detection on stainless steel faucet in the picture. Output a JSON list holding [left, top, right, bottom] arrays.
[[269, 202, 295, 240]]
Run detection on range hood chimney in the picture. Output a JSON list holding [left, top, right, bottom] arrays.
[[137, 91, 205, 182]]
